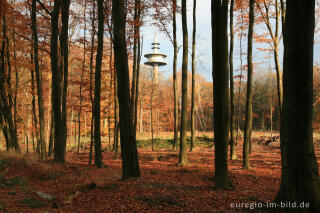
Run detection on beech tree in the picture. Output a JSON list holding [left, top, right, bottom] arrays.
[[0, 0, 20, 152], [229, 0, 236, 160], [178, 0, 188, 166], [243, 0, 255, 170], [51, 0, 71, 162], [112, 0, 140, 179], [31, 0, 46, 159], [190, 0, 196, 152], [93, 0, 104, 168], [211, 0, 232, 189], [275, 0, 320, 211]]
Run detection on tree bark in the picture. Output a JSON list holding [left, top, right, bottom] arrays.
[[112, 0, 140, 179], [179, 0, 189, 166], [243, 0, 255, 170], [229, 0, 236, 160], [49, 108, 54, 156], [236, 9, 244, 146], [88, 0, 95, 166], [60, 0, 71, 158], [51, 0, 63, 162], [132, 0, 141, 143], [0, 5, 20, 151], [211, 0, 231, 189], [32, 0, 46, 159], [30, 53, 39, 152], [172, 0, 179, 151], [77, 1, 87, 157], [93, 0, 105, 168], [190, 0, 196, 152], [275, 1, 320, 211]]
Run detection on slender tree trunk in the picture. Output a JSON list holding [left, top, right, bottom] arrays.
[[108, 34, 113, 150], [89, 115, 94, 166], [172, 0, 179, 151], [0, 5, 17, 151], [93, 0, 105, 168], [270, 102, 273, 138], [229, 0, 236, 160], [243, 0, 255, 170], [139, 98, 143, 133], [1, 8, 19, 152], [49, 108, 54, 156], [89, 0, 95, 166], [50, 0, 64, 162], [274, 42, 283, 113], [112, 0, 140, 179], [32, 0, 46, 159], [211, 0, 231, 189], [275, 1, 320, 211], [114, 122, 120, 159], [134, 20, 142, 144], [236, 10, 244, 146], [113, 76, 118, 152], [83, 114, 87, 150], [77, 1, 87, 157], [178, 0, 189, 166], [151, 81, 154, 151], [30, 54, 39, 152], [130, 0, 138, 132], [60, 0, 71, 158], [190, 0, 197, 152]]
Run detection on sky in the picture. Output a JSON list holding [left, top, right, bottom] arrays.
[[140, 0, 213, 81], [140, 0, 320, 82]]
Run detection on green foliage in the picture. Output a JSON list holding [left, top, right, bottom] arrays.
[[0, 176, 29, 189], [136, 138, 174, 149], [21, 197, 45, 208], [136, 135, 214, 149]]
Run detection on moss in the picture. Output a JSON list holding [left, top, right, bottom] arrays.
[[21, 197, 45, 208]]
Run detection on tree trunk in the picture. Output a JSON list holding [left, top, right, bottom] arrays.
[[49, 108, 54, 157], [83, 114, 87, 150], [229, 0, 236, 160], [139, 98, 143, 133], [132, 0, 141, 143], [113, 75, 118, 151], [77, 1, 87, 157], [172, 0, 179, 151], [89, 0, 95, 166], [114, 122, 120, 159], [51, 0, 70, 162], [178, 0, 189, 166], [93, 0, 104, 168], [274, 42, 283, 113], [243, 0, 255, 170], [275, 1, 320, 211], [89, 115, 94, 166], [236, 12, 244, 146], [32, 0, 46, 159], [151, 72, 154, 151], [270, 102, 272, 138], [112, 0, 140, 179], [60, 0, 71, 159], [51, 0, 63, 162], [134, 23, 142, 144], [30, 54, 39, 152], [190, 0, 196, 152], [211, 0, 231, 189]]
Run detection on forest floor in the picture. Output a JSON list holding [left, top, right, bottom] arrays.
[[1, 131, 320, 213]]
